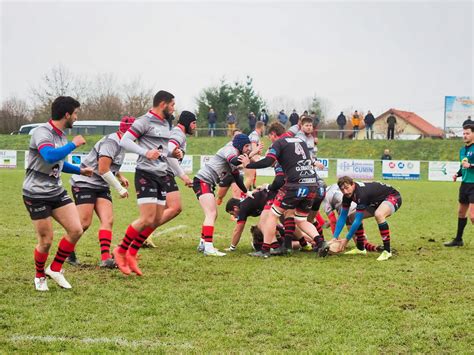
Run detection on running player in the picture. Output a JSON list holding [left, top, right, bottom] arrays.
[[239, 121, 329, 257], [193, 134, 252, 256], [332, 176, 402, 261], [23, 96, 93, 291], [113, 90, 182, 276], [444, 118, 474, 247], [68, 116, 135, 268]]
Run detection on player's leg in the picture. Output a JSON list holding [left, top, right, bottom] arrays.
[[159, 190, 182, 226], [199, 193, 224, 256], [94, 197, 115, 267], [373, 202, 395, 260], [244, 168, 256, 190], [31, 217, 54, 291], [48, 202, 84, 288]]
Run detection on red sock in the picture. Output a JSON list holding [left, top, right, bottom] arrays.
[[128, 227, 155, 256], [364, 240, 378, 252], [316, 212, 326, 226], [98, 229, 112, 261], [50, 237, 75, 272], [118, 225, 140, 254], [202, 225, 214, 243], [34, 249, 48, 278]]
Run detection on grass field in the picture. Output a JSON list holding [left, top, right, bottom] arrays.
[[0, 166, 472, 353]]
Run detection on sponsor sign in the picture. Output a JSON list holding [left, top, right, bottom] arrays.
[[181, 155, 193, 174], [316, 158, 329, 178], [68, 153, 89, 167], [119, 153, 138, 172], [382, 160, 420, 180], [336, 159, 374, 180], [0, 150, 17, 168], [428, 161, 461, 181], [445, 96, 474, 129]]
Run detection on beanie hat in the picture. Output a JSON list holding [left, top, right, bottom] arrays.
[[462, 118, 474, 129], [232, 133, 251, 153], [178, 111, 197, 134], [119, 116, 135, 133]]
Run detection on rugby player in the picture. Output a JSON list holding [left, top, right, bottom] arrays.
[[244, 121, 265, 190], [23, 96, 93, 291]]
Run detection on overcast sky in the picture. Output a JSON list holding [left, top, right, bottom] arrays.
[[1, 0, 472, 127]]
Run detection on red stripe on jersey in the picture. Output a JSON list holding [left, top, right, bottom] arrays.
[[266, 153, 277, 160], [128, 129, 140, 138], [275, 172, 285, 176], [38, 143, 54, 151], [148, 110, 165, 121], [169, 139, 180, 148], [237, 220, 246, 224], [48, 120, 64, 136]]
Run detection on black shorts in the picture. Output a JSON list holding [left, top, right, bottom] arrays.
[[71, 186, 112, 205], [162, 175, 179, 193], [192, 177, 215, 199], [459, 182, 474, 204], [134, 169, 167, 205], [23, 190, 73, 220], [366, 193, 402, 215], [273, 186, 317, 215], [311, 185, 327, 211], [218, 173, 235, 188]]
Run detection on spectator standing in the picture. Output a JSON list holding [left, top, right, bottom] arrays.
[[207, 108, 217, 137], [364, 110, 375, 140], [336, 111, 347, 139], [248, 111, 257, 132], [289, 109, 299, 126], [387, 112, 397, 140], [311, 111, 320, 136], [278, 109, 288, 127], [258, 109, 269, 127], [226, 111, 237, 137], [381, 149, 392, 160], [351, 110, 361, 139]]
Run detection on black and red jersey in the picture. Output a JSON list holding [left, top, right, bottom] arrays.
[[342, 181, 399, 212], [266, 136, 317, 186], [236, 190, 275, 223]]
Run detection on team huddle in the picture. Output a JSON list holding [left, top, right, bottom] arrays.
[[23, 91, 473, 292]]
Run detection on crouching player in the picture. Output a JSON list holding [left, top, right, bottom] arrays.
[[23, 96, 93, 291], [332, 176, 402, 261], [239, 122, 329, 258], [193, 134, 252, 256], [68, 116, 134, 268]]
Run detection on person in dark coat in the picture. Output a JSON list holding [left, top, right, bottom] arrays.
[[364, 110, 375, 140], [387, 113, 397, 140], [336, 112, 347, 139], [207, 108, 217, 137], [289, 109, 299, 126]]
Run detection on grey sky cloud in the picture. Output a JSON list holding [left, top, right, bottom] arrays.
[[1, 0, 472, 127]]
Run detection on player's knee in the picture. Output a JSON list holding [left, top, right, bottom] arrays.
[[173, 205, 182, 216], [69, 226, 84, 239], [374, 211, 384, 222]]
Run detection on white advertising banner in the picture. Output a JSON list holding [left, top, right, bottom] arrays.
[[0, 150, 17, 168], [428, 161, 460, 181], [200, 155, 214, 168], [382, 160, 420, 180], [316, 158, 329, 178], [181, 155, 193, 174], [68, 153, 89, 167], [257, 167, 276, 177], [119, 153, 138, 173], [336, 159, 374, 180]]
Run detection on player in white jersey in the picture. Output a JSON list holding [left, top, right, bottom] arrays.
[[113, 91, 182, 276], [244, 121, 265, 190], [22, 96, 93, 291], [68, 116, 135, 268], [193, 134, 252, 256]]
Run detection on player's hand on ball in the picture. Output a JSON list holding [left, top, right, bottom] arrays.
[[80, 166, 94, 177]]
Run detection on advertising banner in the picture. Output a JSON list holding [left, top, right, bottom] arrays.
[[316, 158, 329, 178], [445, 96, 474, 129], [119, 153, 138, 173], [428, 161, 460, 181], [181, 155, 193, 174], [382, 160, 420, 180], [336, 159, 374, 179], [68, 153, 89, 167], [0, 150, 17, 168]]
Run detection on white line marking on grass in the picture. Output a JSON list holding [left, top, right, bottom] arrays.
[[9, 335, 193, 350], [156, 225, 186, 235]]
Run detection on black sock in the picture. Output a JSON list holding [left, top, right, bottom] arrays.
[[378, 222, 390, 253], [456, 217, 468, 241], [299, 237, 308, 247]]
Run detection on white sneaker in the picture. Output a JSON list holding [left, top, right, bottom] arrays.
[[203, 248, 226, 257], [197, 240, 205, 253], [34, 277, 49, 291], [45, 265, 72, 289], [376, 250, 393, 261]]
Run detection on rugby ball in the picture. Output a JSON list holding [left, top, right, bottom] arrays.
[[327, 239, 344, 255]]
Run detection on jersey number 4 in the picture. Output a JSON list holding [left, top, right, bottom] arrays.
[[294, 142, 307, 159]]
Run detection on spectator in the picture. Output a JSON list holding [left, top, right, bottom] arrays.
[[311, 111, 320, 132], [302, 110, 309, 117], [248, 111, 257, 132], [289, 109, 299, 126], [207, 108, 217, 137], [351, 110, 361, 140], [364, 110, 375, 140], [226, 111, 237, 137], [336, 111, 347, 139], [387, 112, 397, 140], [381, 149, 392, 160], [278, 109, 288, 126], [258, 109, 269, 127]]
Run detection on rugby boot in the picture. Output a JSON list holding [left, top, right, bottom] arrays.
[[113, 247, 131, 275]]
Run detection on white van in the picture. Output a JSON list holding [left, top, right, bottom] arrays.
[[16, 120, 120, 136]]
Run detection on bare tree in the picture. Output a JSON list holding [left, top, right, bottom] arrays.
[[122, 77, 153, 117], [0, 97, 31, 133], [81, 74, 123, 120]]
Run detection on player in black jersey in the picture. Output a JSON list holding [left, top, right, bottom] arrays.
[[332, 176, 402, 261], [239, 121, 328, 257]]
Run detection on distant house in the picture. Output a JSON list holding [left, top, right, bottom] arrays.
[[354, 109, 444, 140]]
